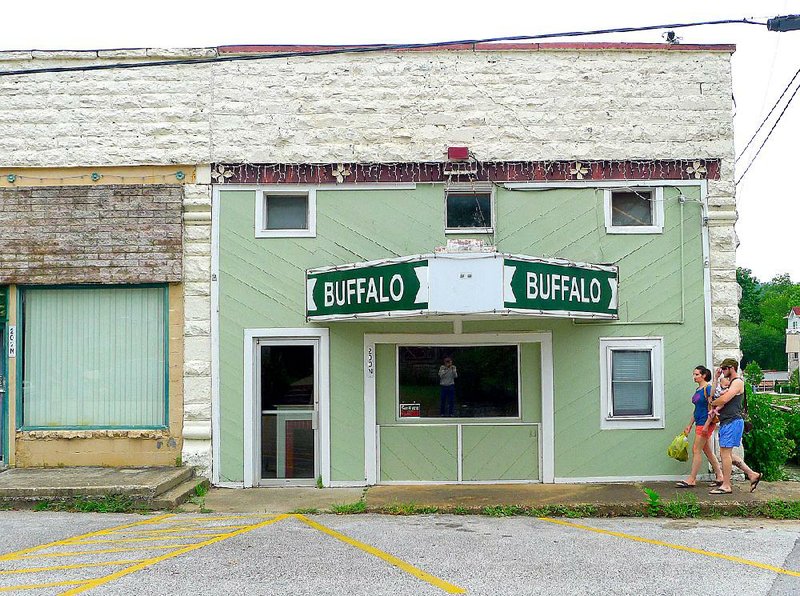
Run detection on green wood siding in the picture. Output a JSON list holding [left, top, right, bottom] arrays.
[[462, 425, 539, 481], [218, 184, 706, 482], [380, 425, 458, 482]]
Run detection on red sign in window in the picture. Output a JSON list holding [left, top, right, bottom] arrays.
[[399, 403, 421, 418]]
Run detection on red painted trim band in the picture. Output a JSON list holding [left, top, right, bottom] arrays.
[[211, 160, 721, 184]]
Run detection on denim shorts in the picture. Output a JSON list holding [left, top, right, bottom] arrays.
[[719, 418, 744, 448]]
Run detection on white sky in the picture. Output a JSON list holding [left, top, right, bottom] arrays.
[[5, 1, 800, 282]]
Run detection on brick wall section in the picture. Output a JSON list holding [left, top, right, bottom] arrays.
[[0, 184, 183, 284]]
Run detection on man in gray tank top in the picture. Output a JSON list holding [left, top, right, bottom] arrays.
[[708, 358, 761, 495]]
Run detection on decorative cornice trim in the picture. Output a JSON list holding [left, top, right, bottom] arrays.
[[211, 159, 721, 185]]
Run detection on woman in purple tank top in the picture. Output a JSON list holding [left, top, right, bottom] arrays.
[[675, 365, 723, 488]]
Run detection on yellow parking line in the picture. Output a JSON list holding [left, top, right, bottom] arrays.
[[0, 560, 143, 574], [123, 525, 250, 534], [294, 515, 466, 594], [16, 544, 195, 559], [0, 514, 174, 562], [73, 536, 210, 545], [0, 579, 86, 592], [539, 517, 800, 578], [58, 514, 291, 595], [172, 515, 275, 522]]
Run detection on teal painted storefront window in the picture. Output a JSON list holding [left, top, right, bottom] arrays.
[[20, 286, 168, 429]]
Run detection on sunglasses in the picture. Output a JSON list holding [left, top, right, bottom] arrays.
[[721, 366, 730, 370]]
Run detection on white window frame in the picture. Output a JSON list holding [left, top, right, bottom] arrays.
[[604, 187, 664, 234], [444, 183, 495, 235], [255, 188, 316, 238], [599, 337, 664, 430]]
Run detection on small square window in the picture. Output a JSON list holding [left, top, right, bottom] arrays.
[[256, 189, 316, 238], [600, 337, 664, 430], [445, 191, 493, 233], [604, 187, 663, 234], [266, 195, 307, 230]]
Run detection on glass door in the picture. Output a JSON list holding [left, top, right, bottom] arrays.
[[257, 340, 317, 485]]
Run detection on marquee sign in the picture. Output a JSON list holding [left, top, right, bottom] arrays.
[[307, 258, 429, 319], [503, 257, 618, 317], [306, 253, 618, 321]]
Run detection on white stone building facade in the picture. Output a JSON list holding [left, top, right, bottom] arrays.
[[0, 43, 740, 476]]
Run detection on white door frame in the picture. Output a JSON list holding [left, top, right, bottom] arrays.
[[363, 332, 554, 484], [243, 328, 330, 488]]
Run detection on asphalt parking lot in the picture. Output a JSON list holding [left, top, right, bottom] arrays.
[[0, 512, 798, 595]]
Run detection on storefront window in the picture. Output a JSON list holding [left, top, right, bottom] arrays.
[[397, 345, 519, 419]]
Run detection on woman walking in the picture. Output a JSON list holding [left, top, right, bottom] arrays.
[[675, 365, 724, 488]]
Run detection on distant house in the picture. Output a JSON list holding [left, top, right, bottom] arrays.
[[787, 307, 800, 375], [756, 370, 790, 392]]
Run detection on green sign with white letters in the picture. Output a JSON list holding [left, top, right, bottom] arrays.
[[503, 258, 618, 317], [307, 260, 429, 319]]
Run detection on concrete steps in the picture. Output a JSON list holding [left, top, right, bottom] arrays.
[[0, 466, 207, 510], [152, 476, 210, 510]]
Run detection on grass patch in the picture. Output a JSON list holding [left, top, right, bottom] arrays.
[[662, 493, 700, 519], [528, 504, 598, 518], [757, 500, 800, 519], [642, 488, 662, 517], [33, 494, 137, 513], [187, 482, 210, 510], [291, 507, 321, 515], [330, 501, 366, 514], [452, 505, 471, 515], [383, 502, 439, 515], [482, 505, 526, 517], [473, 504, 599, 518]]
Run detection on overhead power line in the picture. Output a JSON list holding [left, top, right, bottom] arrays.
[[736, 65, 800, 163], [735, 78, 800, 186], [0, 18, 765, 78]]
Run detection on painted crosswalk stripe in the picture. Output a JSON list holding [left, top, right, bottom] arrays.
[[58, 514, 290, 595], [294, 514, 466, 594]]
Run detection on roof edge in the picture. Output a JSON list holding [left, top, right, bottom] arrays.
[[0, 41, 736, 61], [218, 41, 736, 54]]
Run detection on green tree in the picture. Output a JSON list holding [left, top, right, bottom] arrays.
[[737, 267, 762, 324], [743, 361, 764, 388], [740, 320, 785, 370]]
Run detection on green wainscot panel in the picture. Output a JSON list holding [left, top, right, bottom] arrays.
[[462, 424, 539, 481], [380, 425, 458, 482]]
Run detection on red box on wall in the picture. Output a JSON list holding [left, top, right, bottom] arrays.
[[447, 146, 469, 161]]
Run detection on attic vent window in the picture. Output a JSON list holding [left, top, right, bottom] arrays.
[[445, 187, 494, 234]]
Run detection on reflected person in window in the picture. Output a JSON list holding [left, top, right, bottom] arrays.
[[438, 357, 458, 417], [675, 365, 723, 488]]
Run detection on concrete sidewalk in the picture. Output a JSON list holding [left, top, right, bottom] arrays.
[[198, 479, 800, 515], [2, 466, 798, 515]]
